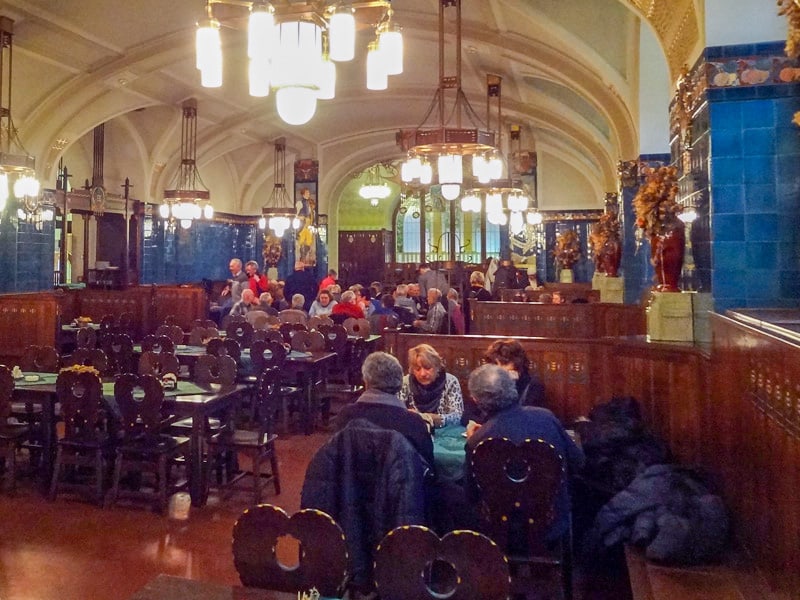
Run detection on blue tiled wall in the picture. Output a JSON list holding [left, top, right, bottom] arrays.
[[708, 88, 800, 312], [0, 212, 55, 293]]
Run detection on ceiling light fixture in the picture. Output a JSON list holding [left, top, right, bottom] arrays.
[[397, 0, 502, 201], [0, 17, 40, 214], [161, 99, 213, 229], [196, 0, 403, 126], [258, 137, 297, 237], [357, 163, 393, 203]]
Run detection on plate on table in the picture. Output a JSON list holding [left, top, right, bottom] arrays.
[[24, 374, 40, 382], [177, 344, 187, 350]]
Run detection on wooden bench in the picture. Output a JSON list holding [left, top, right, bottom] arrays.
[[624, 546, 778, 600]]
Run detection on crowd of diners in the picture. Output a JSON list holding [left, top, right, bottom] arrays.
[[212, 257, 543, 334]]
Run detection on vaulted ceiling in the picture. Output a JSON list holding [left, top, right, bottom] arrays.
[[2, 0, 699, 223]]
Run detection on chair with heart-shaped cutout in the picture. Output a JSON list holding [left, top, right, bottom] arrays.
[[0, 364, 30, 491], [141, 334, 175, 355], [471, 437, 573, 600], [232, 503, 348, 597], [75, 326, 98, 349], [68, 348, 110, 374], [106, 373, 188, 512], [194, 354, 237, 389], [188, 325, 218, 346], [374, 525, 510, 600], [155, 324, 184, 346], [249, 340, 302, 432], [100, 333, 134, 375], [226, 320, 254, 347], [290, 330, 326, 353], [138, 351, 180, 379]]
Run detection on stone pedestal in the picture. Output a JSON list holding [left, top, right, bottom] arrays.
[[647, 291, 694, 342], [593, 273, 624, 303], [560, 268, 574, 283]]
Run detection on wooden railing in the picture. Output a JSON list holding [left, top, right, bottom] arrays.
[[470, 301, 646, 339]]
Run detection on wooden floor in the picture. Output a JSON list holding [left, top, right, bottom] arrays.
[[0, 429, 631, 600]]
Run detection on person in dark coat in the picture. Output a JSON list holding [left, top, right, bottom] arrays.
[[464, 270, 492, 333], [333, 351, 434, 466], [465, 364, 584, 542], [284, 261, 317, 312], [483, 338, 546, 407]]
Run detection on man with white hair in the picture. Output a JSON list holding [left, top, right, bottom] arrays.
[[413, 288, 447, 333]]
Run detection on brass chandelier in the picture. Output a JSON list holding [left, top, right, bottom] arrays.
[[195, 0, 404, 126]]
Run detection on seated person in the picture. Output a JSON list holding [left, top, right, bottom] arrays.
[[309, 289, 337, 317], [258, 292, 279, 316], [465, 364, 584, 542], [398, 343, 463, 429], [331, 290, 365, 320], [394, 283, 419, 318], [279, 294, 308, 324], [412, 288, 447, 333], [269, 281, 290, 311], [229, 288, 259, 318], [446, 288, 465, 335], [333, 351, 433, 467], [483, 338, 545, 407]]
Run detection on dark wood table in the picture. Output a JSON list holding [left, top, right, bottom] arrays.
[[280, 351, 338, 435], [128, 575, 297, 600]]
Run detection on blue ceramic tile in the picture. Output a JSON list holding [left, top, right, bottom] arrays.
[[709, 103, 742, 130], [711, 214, 744, 241], [745, 270, 779, 299], [741, 101, 775, 128], [710, 128, 742, 157], [712, 269, 746, 298], [745, 213, 779, 241], [778, 241, 800, 269], [743, 183, 776, 212], [713, 242, 746, 271], [742, 128, 774, 155], [775, 98, 800, 127], [743, 155, 775, 184], [714, 297, 748, 313], [710, 157, 744, 184], [779, 271, 800, 297], [746, 242, 778, 269], [775, 153, 800, 182]]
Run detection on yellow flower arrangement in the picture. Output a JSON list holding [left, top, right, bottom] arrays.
[[632, 165, 682, 238], [590, 213, 621, 253], [552, 229, 581, 269], [60, 364, 101, 378]]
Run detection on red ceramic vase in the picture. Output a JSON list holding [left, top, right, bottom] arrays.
[[650, 225, 685, 292]]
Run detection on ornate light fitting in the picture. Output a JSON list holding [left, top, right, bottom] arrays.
[[0, 17, 40, 214], [258, 137, 296, 237], [397, 0, 501, 201], [196, 0, 403, 126], [161, 99, 213, 229], [357, 163, 393, 205]]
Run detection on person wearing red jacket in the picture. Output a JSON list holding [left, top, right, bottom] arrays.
[[245, 260, 268, 296], [331, 290, 365, 319]]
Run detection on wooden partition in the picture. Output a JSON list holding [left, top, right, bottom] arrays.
[[149, 285, 208, 331], [498, 282, 600, 303], [59, 287, 152, 338], [471, 301, 646, 338], [707, 313, 799, 596], [0, 293, 59, 363]]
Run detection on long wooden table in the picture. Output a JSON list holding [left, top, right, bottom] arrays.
[[129, 575, 297, 600]]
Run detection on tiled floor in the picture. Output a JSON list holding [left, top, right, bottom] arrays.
[[0, 429, 630, 600]]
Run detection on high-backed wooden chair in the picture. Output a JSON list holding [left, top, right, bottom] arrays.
[[68, 348, 110, 374], [117, 312, 136, 337], [226, 320, 254, 347], [106, 373, 188, 512], [290, 330, 326, 352], [49, 369, 113, 505], [307, 315, 333, 331], [232, 504, 348, 598], [155, 324, 184, 346], [264, 329, 285, 346], [206, 368, 281, 503], [76, 327, 98, 349], [188, 326, 218, 346], [374, 525, 510, 600], [194, 354, 237, 389], [471, 437, 573, 600], [100, 333, 134, 375], [140, 334, 175, 354], [278, 322, 295, 343], [342, 317, 370, 338], [206, 337, 242, 363], [138, 351, 180, 378], [20, 345, 60, 372], [245, 310, 271, 331], [0, 365, 30, 491]]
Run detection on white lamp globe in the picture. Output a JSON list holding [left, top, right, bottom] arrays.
[[276, 87, 317, 125]]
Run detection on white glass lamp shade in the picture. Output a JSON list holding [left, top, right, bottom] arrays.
[[203, 204, 214, 219], [401, 156, 421, 182], [42, 207, 54, 221], [180, 219, 193, 230], [272, 21, 322, 90], [440, 184, 461, 201], [486, 192, 503, 215], [16, 208, 26, 220], [526, 210, 543, 225], [248, 6, 274, 59], [196, 21, 222, 87], [472, 155, 490, 184], [318, 58, 336, 100], [370, 198, 379, 207], [419, 161, 433, 184], [249, 57, 271, 97], [159, 203, 170, 219], [488, 153, 504, 180], [487, 210, 507, 226], [328, 8, 356, 62], [0, 173, 8, 211], [509, 211, 525, 235], [270, 215, 291, 236], [292, 216, 302, 230], [13, 174, 39, 198], [276, 87, 318, 125], [460, 193, 480, 213], [258, 216, 266, 229], [379, 26, 403, 75], [438, 154, 463, 185], [678, 207, 697, 223], [366, 41, 387, 90], [506, 191, 528, 212]]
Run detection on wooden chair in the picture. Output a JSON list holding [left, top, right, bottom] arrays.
[[264, 329, 285, 346], [20, 345, 60, 372], [106, 373, 188, 512], [343, 317, 370, 338], [245, 310, 271, 331], [374, 525, 510, 600], [0, 365, 30, 491], [76, 327, 98, 349], [117, 312, 136, 337], [155, 324, 184, 346], [290, 330, 326, 352], [140, 334, 175, 354], [188, 325, 218, 346], [307, 315, 333, 331], [49, 369, 114, 505], [206, 337, 241, 363], [232, 503, 348, 598], [138, 351, 180, 378], [471, 437, 573, 600], [192, 319, 218, 330], [68, 348, 110, 374], [277, 309, 308, 325], [206, 368, 281, 503], [194, 355, 237, 388], [278, 322, 295, 343], [226, 320, 254, 347], [100, 333, 134, 375], [98, 314, 116, 334], [250, 340, 302, 432], [369, 312, 400, 332]]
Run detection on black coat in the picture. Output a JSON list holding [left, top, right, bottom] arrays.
[[285, 268, 317, 312], [301, 419, 429, 588]]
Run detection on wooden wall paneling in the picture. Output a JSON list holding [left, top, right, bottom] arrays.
[[76, 287, 151, 338], [0, 293, 58, 362], [150, 286, 208, 332]]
